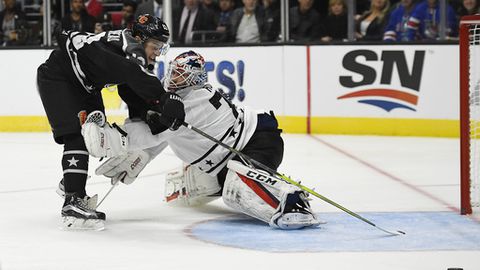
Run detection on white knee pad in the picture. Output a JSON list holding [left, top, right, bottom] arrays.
[[222, 160, 299, 224], [164, 164, 221, 207]]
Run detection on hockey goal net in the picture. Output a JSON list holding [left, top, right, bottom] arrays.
[[460, 15, 480, 215]]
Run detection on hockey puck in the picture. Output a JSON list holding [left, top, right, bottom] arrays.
[[447, 268, 463, 270]]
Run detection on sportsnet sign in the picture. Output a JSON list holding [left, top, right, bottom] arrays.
[[338, 50, 425, 112], [310, 45, 458, 119]]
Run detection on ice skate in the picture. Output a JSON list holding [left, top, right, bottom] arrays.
[[61, 193, 105, 231], [56, 178, 65, 198], [270, 191, 323, 230]]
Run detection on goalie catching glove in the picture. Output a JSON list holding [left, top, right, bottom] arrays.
[[95, 150, 151, 185], [81, 111, 128, 158]]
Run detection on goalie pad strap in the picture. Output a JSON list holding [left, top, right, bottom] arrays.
[[112, 123, 128, 136]]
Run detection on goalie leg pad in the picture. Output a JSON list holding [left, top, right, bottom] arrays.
[[165, 165, 221, 206], [223, 160, 321, 229]]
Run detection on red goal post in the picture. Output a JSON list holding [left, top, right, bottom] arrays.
[[460, 15, 480, 215]]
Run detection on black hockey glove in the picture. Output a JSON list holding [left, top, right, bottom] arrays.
[[146, 110, 169, 135], [146, 93, 185, 134], [161, 93, 185, 130]]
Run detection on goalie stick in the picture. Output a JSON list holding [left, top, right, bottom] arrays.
[[96, 172, 124, 209], [178, 119, 405, 236]]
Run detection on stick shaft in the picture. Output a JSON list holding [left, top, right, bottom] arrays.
[[96, 172, 123, 209]]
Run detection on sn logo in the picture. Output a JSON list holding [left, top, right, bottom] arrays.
[[339, 50, 426, 91]]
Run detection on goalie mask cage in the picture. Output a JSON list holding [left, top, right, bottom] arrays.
[[460, 15, 480, 215]]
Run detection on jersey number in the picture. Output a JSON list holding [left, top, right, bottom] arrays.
[[209, 91, 239, 118]]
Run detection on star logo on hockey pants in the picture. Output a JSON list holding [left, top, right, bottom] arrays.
[[67, 157, 79, 167]]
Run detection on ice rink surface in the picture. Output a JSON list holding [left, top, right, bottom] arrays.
[[1, 132, 479, 270]]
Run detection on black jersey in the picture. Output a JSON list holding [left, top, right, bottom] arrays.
[[56, 29, 165, 103]]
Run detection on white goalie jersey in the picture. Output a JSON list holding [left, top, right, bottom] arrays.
[[125, 84, 259, 176]]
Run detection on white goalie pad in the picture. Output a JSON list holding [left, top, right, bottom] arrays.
[[81, 111, 128, 158], [165, 164, 221, 206], [223, 160, 320, 229]]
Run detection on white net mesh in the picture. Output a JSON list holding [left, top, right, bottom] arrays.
[[469, 24, 480, 210]]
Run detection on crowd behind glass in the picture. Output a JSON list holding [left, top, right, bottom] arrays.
[[0, 0, 475, 47]]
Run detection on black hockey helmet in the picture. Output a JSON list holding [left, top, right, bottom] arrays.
[[132, 14, 170, 43]]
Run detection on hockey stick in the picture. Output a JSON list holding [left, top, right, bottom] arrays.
[[181, 121, 405, 236], [96, 172, 124, 209]]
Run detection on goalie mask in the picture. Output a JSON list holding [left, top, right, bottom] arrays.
[[164, 51, 207, 92], [132, 14, 170, 55]]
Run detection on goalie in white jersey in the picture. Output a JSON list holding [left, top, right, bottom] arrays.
[[83, 51, 320, 229]]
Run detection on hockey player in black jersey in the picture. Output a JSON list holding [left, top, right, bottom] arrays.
[[82, 51, 321, 229], [36, 14, 185, 230]]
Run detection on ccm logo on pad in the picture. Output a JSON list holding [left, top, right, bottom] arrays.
[[245, 170, 277, 186]]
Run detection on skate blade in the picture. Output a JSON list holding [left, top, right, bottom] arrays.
[[56, 187, 65, 198], [60, 216, 105, 231], [276, 213, 325, 230]]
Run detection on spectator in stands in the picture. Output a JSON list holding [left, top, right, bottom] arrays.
[[319, 0, 347, 42], [172, 0, 216, 44], [135, 0, 163, 19], [202, 0, 221, 14], [261, 0, 281, 42], [289, 0, 321, 42], [216, 0, 235, 33], [85, 0, 103, 20], [95, 13, 112, 33], [457, 0, 480, 17], [405, 0, 457, 40], [227, 0, 261, 43], [0, 0, 29, 46], [29, 0, 61, 45], [355, 0, 391, 41], [61, 0, 96, 33], [383, 0, 417, 41], [111, 0, 138, 30], [356, 0, 371, 15], [228, 0, 277, 43]]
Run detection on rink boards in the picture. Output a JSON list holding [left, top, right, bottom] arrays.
[[0, 44, 458, 136]]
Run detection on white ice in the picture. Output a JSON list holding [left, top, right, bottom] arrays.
[[0, 133, 478, 270]]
